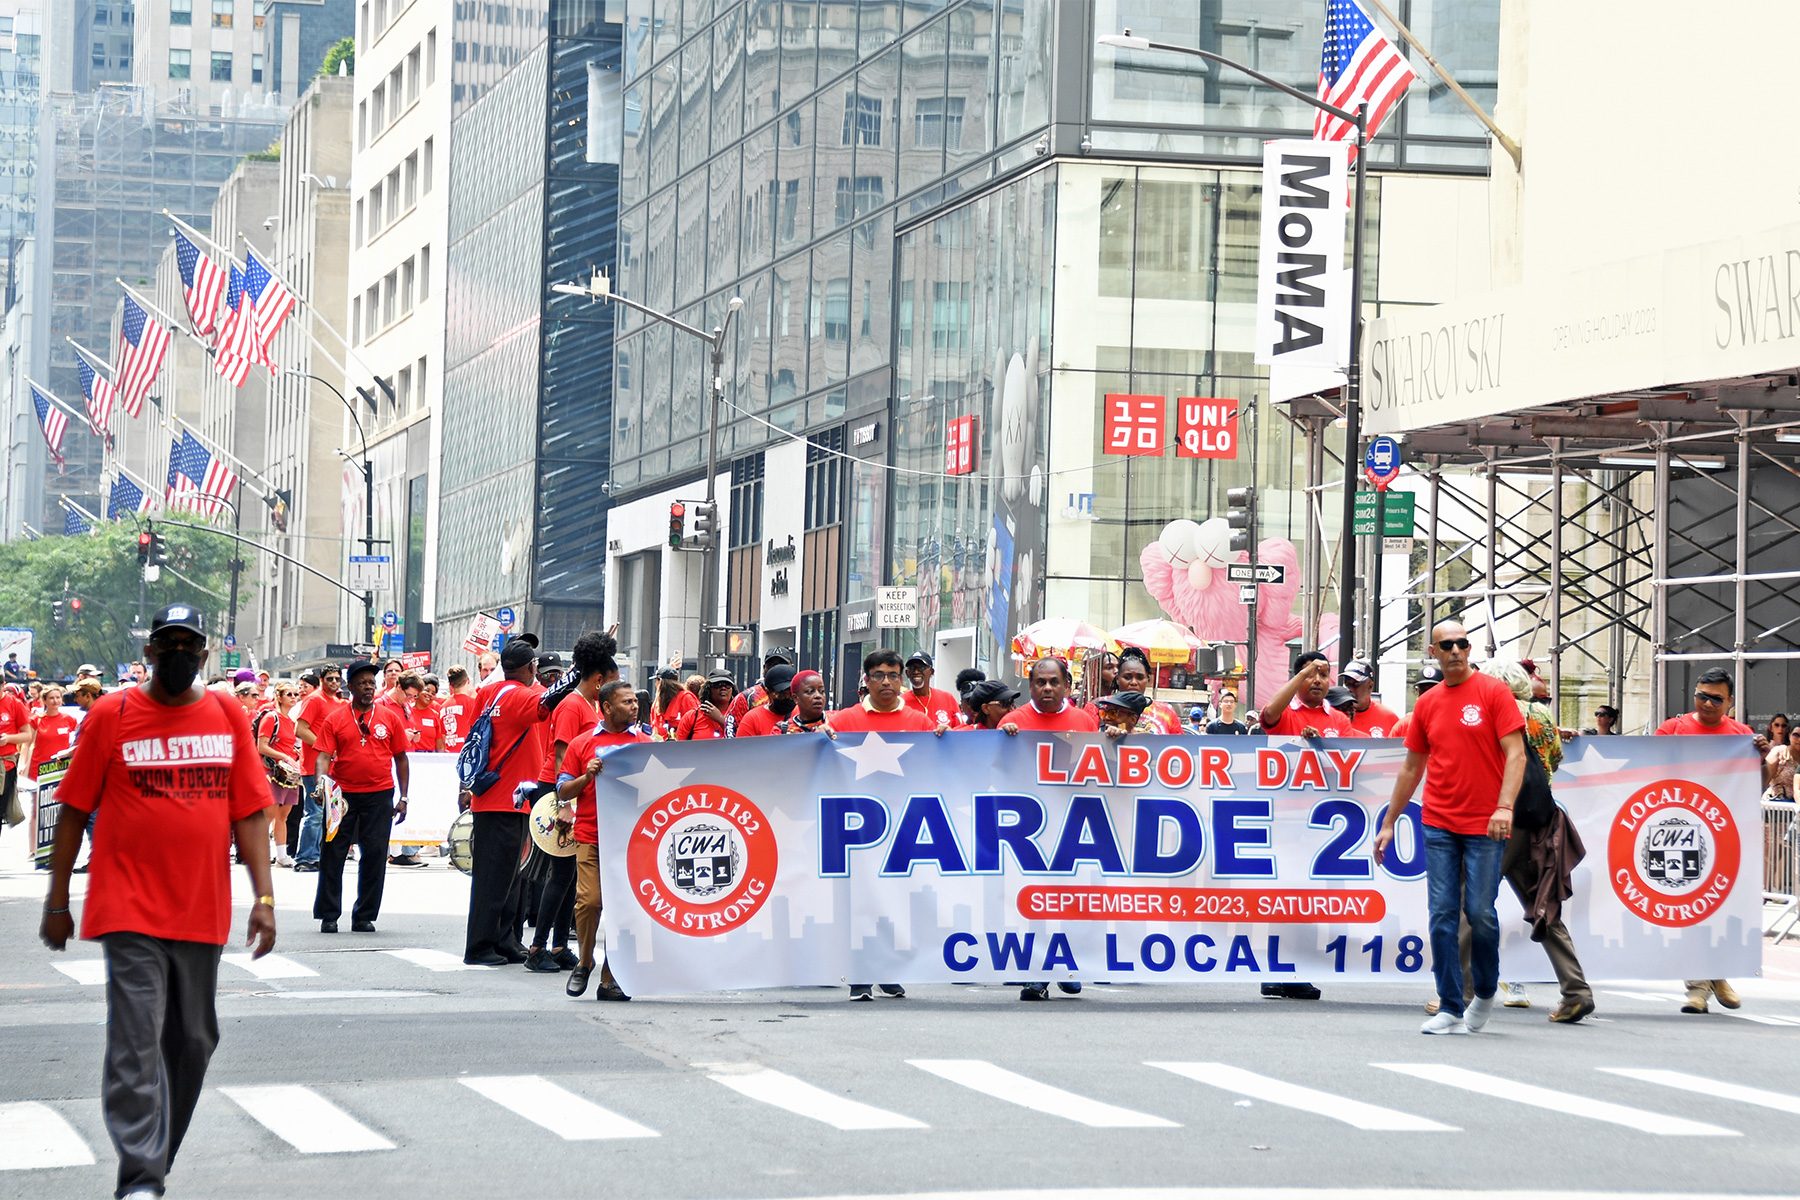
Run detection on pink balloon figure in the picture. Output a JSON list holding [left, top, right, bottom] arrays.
[[1139, 533, 1338, 704]]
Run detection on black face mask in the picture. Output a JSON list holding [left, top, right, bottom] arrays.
[[154, 649, 203, 694]]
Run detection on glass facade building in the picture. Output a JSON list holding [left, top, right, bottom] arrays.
[[604, 0, 1499, 694]]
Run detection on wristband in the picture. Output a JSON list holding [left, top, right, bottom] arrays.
[[43, 906, 69, 915]]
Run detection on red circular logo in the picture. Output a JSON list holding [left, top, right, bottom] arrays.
[[1607, 779, 1740, 928], [626, 785, 778, 937]]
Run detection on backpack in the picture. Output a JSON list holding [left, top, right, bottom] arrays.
[[1514, 741, 1558, 831], [456, 684, 532, 797]]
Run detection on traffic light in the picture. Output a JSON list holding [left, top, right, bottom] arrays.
[[1226, 486, 1256, 554], [668, 501, 686, 549], [689, 501, 718, 550], [150, 530, 168, 567], [69, 597, 82, 629], [50, 600, 64, 628], [138, 529, 153, 566]]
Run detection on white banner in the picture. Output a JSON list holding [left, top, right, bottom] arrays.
[[1256, 139, 1350, 370], [389, 751, 461, 847]]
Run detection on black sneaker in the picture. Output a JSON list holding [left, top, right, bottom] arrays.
[[293, 862, 319, 873], [1019, 983, 1050, 1001], [551, 949, 579, 971], [878, 984, 906, 998], [524, 948, 561, 973], [565, 965, 591, 997], [849, 985, 874, 1001], [1056, 982, 1082, 995]]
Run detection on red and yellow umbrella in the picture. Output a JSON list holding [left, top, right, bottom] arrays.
[[1109, 618, 1208, 666], [1010, 617, 1110, 664]]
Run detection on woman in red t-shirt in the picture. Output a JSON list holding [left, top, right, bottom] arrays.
[[27, 686, 79, 779], [254, 681, 303, 867]]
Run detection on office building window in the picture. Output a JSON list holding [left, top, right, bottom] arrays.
[[252, 53, 263, 85], [408, 45, 421, 102], [370, 83, 384, 134], [96, 4, 111, 24], [426, 28, 437, 84], [170, 0, 192, 22], [422, 137, 433, 192], [914, 96, 964, 150], [402, 255, 416, 313], [212, 0, 232, 27], [367, 182, 382, 238], [211, 51, 232, 81], [842, 93, 882, 146], [404, 150, 418, 208], [351, 296, 361, 345], [419, 245, 430, 299], [383, 269, 397, 325], [94, 42, 107, 69], [364, 285, 378, 338], [168, 48, 191, 80]]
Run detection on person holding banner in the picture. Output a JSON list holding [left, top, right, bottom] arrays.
[[1001, 658, 1098, 734], [1656, 667, 1770, 1015], [832, 649, 944, 733], [559, 679, 646, 1001], [775, 670, 834, 734], [902, 652, 962, 727], [1376, 622, 1525, 1036], [1113, 649, 1184, 734]]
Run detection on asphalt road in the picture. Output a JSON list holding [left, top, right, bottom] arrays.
[[4, 838, 1800, 1200]]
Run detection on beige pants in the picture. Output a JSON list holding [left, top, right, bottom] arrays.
[[574, 842, 601, 971]]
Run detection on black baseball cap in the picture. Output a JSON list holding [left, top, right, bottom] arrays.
[[1324, 685, 1357, 714], [536, 651, 565, 670], [149, 603, 206, 639], [511, 633, 541, 650], [905, 651, 934, 668], [705, 670, 737, 689], [500, 640, 539, 670], [763, 650, 793, 668], [1417, 664, 1445, 689], [965, 679, 1020, 709], [1097, 690, 1151, 715], [1340, 659, 1374, 685], [345, 658, 379, 680], [764, 664, 797, 694]]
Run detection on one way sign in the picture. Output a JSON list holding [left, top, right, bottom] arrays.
[[1226, 563, 1287, 585]]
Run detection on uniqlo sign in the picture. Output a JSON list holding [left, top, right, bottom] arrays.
[[1103, 394, 1165, 456], [1175, 397, 1240, 460], [945, 415, 978, 476]]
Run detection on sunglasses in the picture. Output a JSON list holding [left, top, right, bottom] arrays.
[[1435, 638, 1471, 652], [1693, 691, 1728, 706]]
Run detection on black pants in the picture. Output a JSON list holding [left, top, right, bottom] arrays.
[[313, 788, 394, 924], [284, 802, 302, 855], [531, 852, 577, 949], [466, 811, 527, 958], [101, 932, 222, 1199], [1, 761, 16, 841]]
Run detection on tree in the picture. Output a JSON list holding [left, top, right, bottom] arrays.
[[318, 36, 354, 79], [0, 521, 243, 680]]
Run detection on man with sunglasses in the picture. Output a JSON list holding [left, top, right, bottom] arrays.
[[1656, 667, 1771, 1014], [310, 659, 410, 933], [1376, 621, 1526, 1035]]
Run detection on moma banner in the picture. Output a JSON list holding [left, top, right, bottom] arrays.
[[596, 733, 1764, 995], [1255, 139, 1350, 370]]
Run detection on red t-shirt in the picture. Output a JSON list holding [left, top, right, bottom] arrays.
[[311, 699, 409, 793], [1262, 698, 1354, 738], [296, 691, 344, 775], [675, 706, 732, 739], [1348, 701, 1402, 737], [1655, 713, 1753, 736], [1003, 703, 1100, 733], [0, 692, 28, 766], [560, 726, 649, 843], [253, 707, 300, 760], [412, 701, 446, 752], [58, 689, 267, 944], [1403, 671, 1526, 835], [470, 679, 549, 813], [542, 690, 601, 781], [828, 703, 938, 733], [726, 684, 769, 724], [904, 687, 962, 727], [654, 689, 699, 739], [734, 705, 786, 737], [28, 711, 78, 779], [439, 692, 475, 752]]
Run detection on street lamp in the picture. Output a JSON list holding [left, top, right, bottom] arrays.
[[283, 369, 393, 641], [554, 272, 744, 663], [1097, 30, 1371, 668]]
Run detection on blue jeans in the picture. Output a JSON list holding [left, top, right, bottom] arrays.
[[1423, 825, 1501, 1018], [295, 775, 322, 865]]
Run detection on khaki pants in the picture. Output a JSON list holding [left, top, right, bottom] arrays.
[[1457, 828, 1592, 1006], [574, 842, 601, 971]]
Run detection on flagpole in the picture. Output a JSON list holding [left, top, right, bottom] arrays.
[[114, 278, 218, 358], [58, 496, 103, 529], [1359, 0, 1520, 169], [26, 378, 87, 429], [65, 337, 116, 377], [160, 407, 282, 499], [233, 231, 368, 375], [162, 210, 244, 271]]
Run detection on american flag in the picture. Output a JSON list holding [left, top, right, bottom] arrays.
[[213, 263, 264, 387], [166, 440, 213, 515], [64, 508, 91, 537], [174, 230, 227, 335], [109, 473, 155, 519], [31, 386, 67, 468], [176, 430, 240, 511], [1314, 0, 1417, 161], [243, 247, 296, 352], [76, 358, 116, 437], [114, 297, 171, 418]]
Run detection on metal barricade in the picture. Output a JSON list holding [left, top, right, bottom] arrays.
[[1766, 800, 1799, 945]]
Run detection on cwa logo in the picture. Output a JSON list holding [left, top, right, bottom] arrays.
[[627, 785, 778, 937], [1607, 779, 1740, 928]]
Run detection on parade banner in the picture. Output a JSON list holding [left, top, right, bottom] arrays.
[[389, 752, 461, 848], [596, 733, 1764, 995]]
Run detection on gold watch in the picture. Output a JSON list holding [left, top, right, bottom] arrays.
[[256, 895, 276, 908]]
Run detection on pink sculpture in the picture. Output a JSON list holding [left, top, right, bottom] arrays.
[[1138, 518, 1339, 705]]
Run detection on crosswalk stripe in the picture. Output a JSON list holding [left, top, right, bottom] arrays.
[[1373, 1063, 1740, 1137], [220, 1085, 395, 1153], [1600, 989, 1681, 1003], [1146, 1061, 1456, 1132], [1719, 1011, 1800, 1027], [703, 1065, 927, 1131], [1601, 1068, 1800, 1114], [50, 959, 107, 986], [0, 1102, 95, 1170], [221, 952, 318, 980], [461, 1075, 658, 1140], [908, 1059, 1177, 1129], [379, 948, 494, 972]]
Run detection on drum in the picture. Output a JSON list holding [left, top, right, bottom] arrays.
[[528, 791, 577, 858], [446, 809, 475, 875]]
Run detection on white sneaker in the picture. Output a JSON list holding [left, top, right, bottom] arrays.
[[1500, 981, 1531, 1008], [1466, 994, 1495, 1032], [1420, 1011, 1469, 1035], [275, 851, 295, 868]]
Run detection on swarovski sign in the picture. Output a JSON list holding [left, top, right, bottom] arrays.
[[1255, 139, 1350, 370]]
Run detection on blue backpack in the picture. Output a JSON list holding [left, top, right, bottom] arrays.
[[456, 684, 531, 797]]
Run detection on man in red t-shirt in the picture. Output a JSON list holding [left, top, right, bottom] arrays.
[[0, 680, 30, 841], [1001, 658, 1100, 734], [27, 685, 79, 779], [439, 665, 476, 752], [558, 678, 645, 1001], [1340, 658, 1401, 737], [293, 665, 346, 871], [529, 633, 616, 976], [39, 603, 275, 1200], [1376, 621, 1525, 1035], [725, 650, 793, 724], [463, 635, 580, 965], [1656, 666, 1770, 1014], [829, 649, 940, 734], [736, 664, 797, 736], [310, 659, 410, 932], [903, 652, 962, 727], [1259, 652, 1354, 739]]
